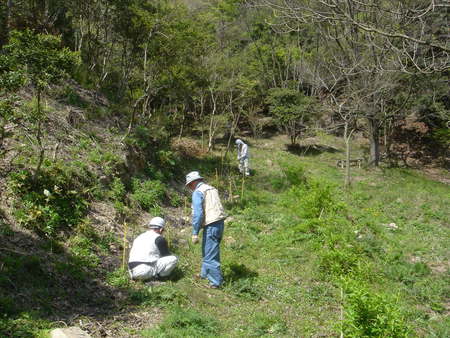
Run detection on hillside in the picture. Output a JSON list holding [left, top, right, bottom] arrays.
[[0, 81, 449, 337], [1, 1, 449, 334]]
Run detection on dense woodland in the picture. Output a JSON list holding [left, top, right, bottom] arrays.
[[0, 1, 449, 337], [1, 0, 449, 169]]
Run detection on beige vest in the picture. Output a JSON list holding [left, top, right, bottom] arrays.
[[196, 183, 227, 226]]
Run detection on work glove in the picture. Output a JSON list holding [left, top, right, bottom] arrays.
[[191, 235, 199, 244]]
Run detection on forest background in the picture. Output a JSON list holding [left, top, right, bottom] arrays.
[[1, 0, 449, 168]]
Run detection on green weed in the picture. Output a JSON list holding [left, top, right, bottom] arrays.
[[129, 285, 188, 308], [142, 306, 219, 337], [0, 313, 52, 338], [7, 162, 90, 238], [67, 235, 100, 268], [341, 278, 410, 337], [109, 177, 126, 201], [130, 178, 165, 213], [87, 148, 122, 176], [247, 313, 288, 336], [106, 268, 131, 288]]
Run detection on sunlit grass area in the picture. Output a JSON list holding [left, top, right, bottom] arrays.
[[142, 135, 449, 337]]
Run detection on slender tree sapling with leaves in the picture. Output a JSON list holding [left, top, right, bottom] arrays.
[[266, 88, 316, 145], [4, 30, 79, 178], [0, 53, 24, 156]]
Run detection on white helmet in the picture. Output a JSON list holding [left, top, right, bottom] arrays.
[[148, 217, 165, 229], [185, 171, 203, 186]]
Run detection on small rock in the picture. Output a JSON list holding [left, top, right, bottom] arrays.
[[387, 222, 398, 229], [50, 327, 91, 338]]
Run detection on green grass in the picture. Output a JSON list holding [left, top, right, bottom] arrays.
[[1, 134, 448, 337], [151, 134, 448, 337]]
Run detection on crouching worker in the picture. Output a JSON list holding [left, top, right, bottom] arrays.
[[128, 217, 178, 281]]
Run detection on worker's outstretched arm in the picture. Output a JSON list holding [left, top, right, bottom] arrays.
[[191, 190, 204, 236]]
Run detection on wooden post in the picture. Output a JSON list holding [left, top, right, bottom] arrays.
[[122, 222, 128, 270], [340, 286, 344, 338], [241, 173, 245, 201]]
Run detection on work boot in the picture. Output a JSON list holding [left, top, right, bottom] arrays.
[[206, 284, 220, 289]]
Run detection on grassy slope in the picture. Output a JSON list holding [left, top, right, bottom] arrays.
[[136, 134, 449, 337], [1, 116, 448, 337]]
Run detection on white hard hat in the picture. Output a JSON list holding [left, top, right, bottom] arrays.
[[148, 217, 165, 229], [185, 171, 203, 186]]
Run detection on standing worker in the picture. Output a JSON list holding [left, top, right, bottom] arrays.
[[235, 139, 250, 176], [185, 171, 226, 289], [128, 217, 178, 281]]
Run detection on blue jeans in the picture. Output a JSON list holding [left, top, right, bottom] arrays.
[[200, 220, 224, 286]]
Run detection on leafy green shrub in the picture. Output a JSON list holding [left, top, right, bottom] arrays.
[[168, 191, 183, 207], [8, 164, 90, 238], [298, 181, 340, 218], [270, 162, 306, 190], [341, 278, 410, 337], [88, 149, 122, 176], [109, 177, 126, 201], [126, 125, 168, 151], [319, 247, 360, 277], [108, 177, 130, 216], [142, 306, 219, 337], [130, 178, 165, 212], [280, 180, 344, 220], [282, 162, 306, 186]]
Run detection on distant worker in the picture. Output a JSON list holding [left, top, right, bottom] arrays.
[[185, 171, 226, 289], [128, 217, 178, 281], [235, 139, 250, 176]]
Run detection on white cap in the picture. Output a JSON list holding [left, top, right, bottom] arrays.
[[185, 171, 203, 186], [235, 139, 243, 145], [148, 217, 165, 229]]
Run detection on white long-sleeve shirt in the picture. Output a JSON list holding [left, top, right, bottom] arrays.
[[237, 141, 249, 159], [128, 230, 170, 266]]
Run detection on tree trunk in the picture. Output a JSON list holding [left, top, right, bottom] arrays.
[[368, 117, 380, 166], [200, 95, 205, 150], [178, 105, 186, 141], [34, 91, 44, 180], [207, 90, 217, 152], [222, 108, 242, 173], [344, 121, 355, 187], [0, 0, 13, 47]]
